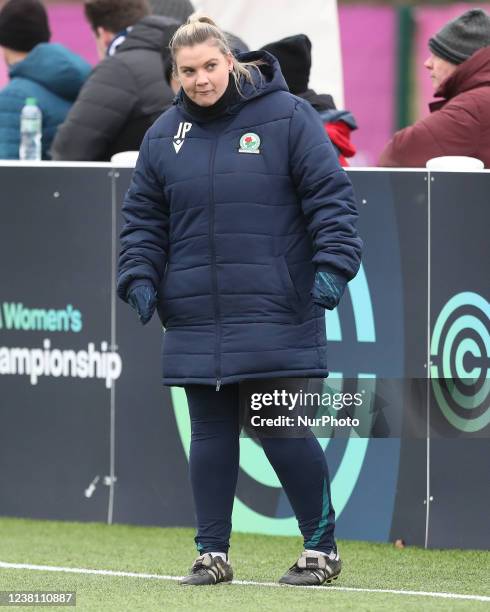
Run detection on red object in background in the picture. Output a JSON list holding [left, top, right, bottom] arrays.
[[325, 121, 357, 167], [339, 6, 395, 165]]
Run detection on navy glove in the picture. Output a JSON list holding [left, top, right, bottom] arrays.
[[127, 283, 157, 325], [312, 270, 348, 310]]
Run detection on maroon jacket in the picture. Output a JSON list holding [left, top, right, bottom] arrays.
[[379, 46, 490, 168]]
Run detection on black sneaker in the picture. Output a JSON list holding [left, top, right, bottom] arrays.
[[180, 553, 233, 586], [279, 550, 341, 586]]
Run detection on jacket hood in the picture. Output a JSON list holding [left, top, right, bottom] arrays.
[[117, 15, 179, 54], [235, 50, 289, 102], [9, 43, 90, 101], [433, 45, 490, 103]]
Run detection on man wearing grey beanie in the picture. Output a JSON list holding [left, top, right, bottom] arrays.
[[379, 8, 490, 167], [148, 0, 194, 23]]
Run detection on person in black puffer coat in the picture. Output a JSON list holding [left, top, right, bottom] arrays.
[[51, 0, 180, 161], [118, 16, 362, 588]]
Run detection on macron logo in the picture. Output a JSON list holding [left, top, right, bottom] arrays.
[[173, 121, 192, 154]]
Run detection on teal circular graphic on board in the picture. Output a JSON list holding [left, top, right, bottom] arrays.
[[430, 292, 490, 432], [171, 263, 376, 535]]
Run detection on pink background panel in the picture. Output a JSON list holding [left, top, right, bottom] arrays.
[[48, 4, 99, 65], [339, 6, 396, 165]]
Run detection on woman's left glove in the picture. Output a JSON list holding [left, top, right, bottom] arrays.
[[127, 282, 157, 325], [312, 269, 348, 310]]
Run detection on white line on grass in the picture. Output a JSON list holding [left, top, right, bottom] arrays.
[[1, 561, 489, 603]]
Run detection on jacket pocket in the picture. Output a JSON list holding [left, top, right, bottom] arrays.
[[275, 256, 302, 311]]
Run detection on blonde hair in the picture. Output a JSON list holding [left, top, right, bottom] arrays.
[[169, 15, 262, 95]]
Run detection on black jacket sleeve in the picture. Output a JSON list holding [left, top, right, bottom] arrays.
[[51, 57, 139, 161]]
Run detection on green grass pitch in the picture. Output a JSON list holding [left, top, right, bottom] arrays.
[[0, 517, 489, 611]]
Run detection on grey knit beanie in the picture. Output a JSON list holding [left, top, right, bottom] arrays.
[[429, 8, 490, 65], [148, 0, 194, 23]]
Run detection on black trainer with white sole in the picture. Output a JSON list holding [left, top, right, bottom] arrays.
[[180, 553, 233, 586], [279, 550, 341, 586]]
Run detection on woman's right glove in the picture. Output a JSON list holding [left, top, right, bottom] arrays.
[[127, 283, 157, 325]]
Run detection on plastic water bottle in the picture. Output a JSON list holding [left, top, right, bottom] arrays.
[[19, 97, 42, 161]]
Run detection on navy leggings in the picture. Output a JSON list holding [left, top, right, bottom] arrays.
[[184, 380, 336, 555]]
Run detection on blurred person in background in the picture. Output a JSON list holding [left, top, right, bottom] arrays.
[[379, 9, 490, 168], [118, 15, 361, 587], [224, 31, 249, 55], [0, 0, 90, 160], [149, 0, 194, 22], [52, 0, 181, 161], [261, 34, 357, 166]]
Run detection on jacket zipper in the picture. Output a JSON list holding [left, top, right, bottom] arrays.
[[208, 137, 222, 391]]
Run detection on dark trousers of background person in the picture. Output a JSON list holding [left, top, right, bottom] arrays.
[[184, 378, 336, 556]]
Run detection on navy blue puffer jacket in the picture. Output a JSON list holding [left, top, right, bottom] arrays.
[[118, 52, 362, 387]]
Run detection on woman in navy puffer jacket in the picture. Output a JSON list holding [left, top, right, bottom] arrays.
[[118, 16, 362, 587]]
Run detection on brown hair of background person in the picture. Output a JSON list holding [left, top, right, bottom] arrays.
[[84, 0, 150, 33]]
